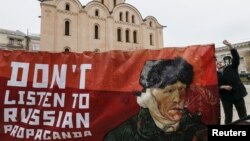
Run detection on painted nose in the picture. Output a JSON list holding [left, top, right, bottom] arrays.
[[172, 90, 180, 103]]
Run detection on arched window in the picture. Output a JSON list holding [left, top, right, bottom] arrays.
[[125, 29, 130, 42], [64, 47, 71, 52], [95, 9, 99, 16], [94, 25, 99, 39], [119, 12, 123, 21], [150, 34, 154, 45], [149, 21, 152, 27], [9, 38, 14, 45], [117, 28, 122, 41], [114, 0, 116, 7], [132, 15, 135, 23], [133, 31, 137, 43], [65, 3, 70, 11], [94, 48, 100, 52], [126, 11, 129, 22], [65, 21, 70, 36]]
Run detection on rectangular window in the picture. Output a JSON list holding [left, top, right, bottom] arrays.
[[114, 0, 116, 7], [133, 31, 137, 43], [9, 38, 14, 45], [32, 44, 40, 51], [240, 70, 246, 74], [17, 39, 22, 45], [150, 34, 153, 45], [126, 30, 129, 42], [126, 12, 129, 22], [65, 21, 70, 36], [117, 29, 122, 41], [94, 25, 99, 39]]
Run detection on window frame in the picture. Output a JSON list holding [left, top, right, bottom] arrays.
[[126, 11, 129, 22], [95, 9, 99, 17], [150, 34, 154, 45], [125, 29, 130, 43], [64, 20, 70, 36], [133, 30, 137, 43], [117, 28, 122, 42], [65, 3, 70, 11], [94, 24, 100, 39]]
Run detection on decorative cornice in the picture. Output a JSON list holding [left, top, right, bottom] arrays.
[[216, 41, 250, 51], [146, 26, 163, 30], [146, 27, 155, 30], [89, 16, 106, 21], [234, 42, 250, 48], [156, 26, 164, 29], [115, 21, 139, 27], [57, 10, 78, 16], [41, 3, 56, 8]]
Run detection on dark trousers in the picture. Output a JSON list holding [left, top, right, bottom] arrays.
[[221, 98, 247, 124]]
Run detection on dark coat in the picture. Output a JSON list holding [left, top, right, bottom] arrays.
[[104, 108, 206, 141], [217, 49, 248, 101]]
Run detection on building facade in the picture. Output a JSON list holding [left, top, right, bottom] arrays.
[[28, 34, 41, 51], [0, 28, 27, 50], [40, 0, 165, 52], [0, 28, 40, 51], [215, 41, 250, 75]]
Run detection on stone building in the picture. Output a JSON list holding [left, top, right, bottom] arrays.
[[40, 0, 165, 52], [216, 41, 250, 75], [0, 28, 40, 51], [28, 34, 41, 51]]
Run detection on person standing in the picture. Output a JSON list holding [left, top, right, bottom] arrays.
[[216, 40, 248, 124]]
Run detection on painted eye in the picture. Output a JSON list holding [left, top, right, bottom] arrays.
[[179, 87, 184, 91], [167, 89, 174, 93]]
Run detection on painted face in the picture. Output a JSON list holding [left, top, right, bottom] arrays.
[[151, 81, 187, 122]]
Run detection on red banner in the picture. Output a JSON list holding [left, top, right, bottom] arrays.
[[0, 45, 219, 141]]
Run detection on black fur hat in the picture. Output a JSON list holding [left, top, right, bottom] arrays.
[[140, 57, 194, 88]]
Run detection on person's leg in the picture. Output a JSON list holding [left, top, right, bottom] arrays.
[[234, 98, 247, 119], [221, 100, 233, 124]]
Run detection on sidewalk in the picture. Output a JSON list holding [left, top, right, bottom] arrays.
[[220, 85, 250, 124]]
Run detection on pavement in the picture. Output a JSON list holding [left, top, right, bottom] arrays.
[[220, 85, 250, 124]]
